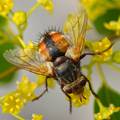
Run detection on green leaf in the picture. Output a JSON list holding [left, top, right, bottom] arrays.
[[0, 15, 8, 31], [0, 43, 17, 84], [94, 85, 120, 119], [94, 8, 120, 35]]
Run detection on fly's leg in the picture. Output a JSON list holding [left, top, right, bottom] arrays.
[[80, 43, 113, 60], [81, 74, 99, 99], [32, 76, 49, 101], [61, 86, 72, 114]]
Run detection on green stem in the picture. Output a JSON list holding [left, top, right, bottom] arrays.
[[27, 2, 40, 17], [8, 12, 26, 47], [96, 98, 104, 110], [12, 114, 25, 120], [96, 63, 107, 85], [16, 35, 26, 48]]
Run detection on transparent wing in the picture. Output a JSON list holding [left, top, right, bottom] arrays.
[[4, 47, 53, 76], [64, 11, 88, 61]]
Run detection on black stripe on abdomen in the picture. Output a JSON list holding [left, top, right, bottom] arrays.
[[44, 34, 64, 60]]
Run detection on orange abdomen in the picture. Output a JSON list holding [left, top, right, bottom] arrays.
[[38, 31, 69, 61]]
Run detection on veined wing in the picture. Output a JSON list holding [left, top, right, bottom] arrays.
[[4, 47, 53, 76], [64, 10, 88, 61]]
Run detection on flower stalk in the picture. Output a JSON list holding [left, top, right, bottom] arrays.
[[96, 63, 107, 85]]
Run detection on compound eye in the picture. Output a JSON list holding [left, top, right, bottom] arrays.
[[63, 86, 72, 94], [79, 80, 86, 86], [63, 83, 73, 93]]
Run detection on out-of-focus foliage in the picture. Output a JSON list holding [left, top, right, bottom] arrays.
[[81, 0, 120, 35], [0, 15, 16, 84], [104, 17, 120, 36]]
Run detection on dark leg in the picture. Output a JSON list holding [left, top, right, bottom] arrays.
[[80, 43, 113, 60], [81, 74, 99, 99], [61, 86, 72, 114], [32, 76, 48, 101]]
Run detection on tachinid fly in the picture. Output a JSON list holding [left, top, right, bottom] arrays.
[[4, 11, 111, 113]]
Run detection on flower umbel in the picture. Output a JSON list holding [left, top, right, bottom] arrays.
[[32, 114, 43, 120], [0, 0, 14, 17], [91, 37, 112, 62], [16, 75, 37, 101], [1, 91, 25, 114], [95, 99, 120, 120]]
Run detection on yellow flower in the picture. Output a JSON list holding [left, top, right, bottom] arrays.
[[68, 86, 90, 107], [1, 91, 25, 114], [104, 17, 120, 36], [0, 0, 14, 17], [95, 99, 120, 120], [91, 37, 112, 62], [37, 75, 56, 89], [32, 114, 43, 120], [12, 11, 27, 26], [16, 75, 37, 101], [37, 0, 54, 13]]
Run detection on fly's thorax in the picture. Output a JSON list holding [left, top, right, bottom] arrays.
[[38, 31, 69, 61], [54, 56, 77, 83]]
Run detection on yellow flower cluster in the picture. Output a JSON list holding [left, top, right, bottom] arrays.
[[37, 75, 56, 89], [37, 0, 54, 13], [95, 100, 120, 120], [12, 11, 27, 26], [1, 92, 25, 114], [81, 0, 120, 20], [91, 37, 112, 62], [68, 86, 90, 107], [16, 75, 37, 101], [0, 0, 14, 17], [0, 75, 37, 115], [32, 114, 43, 120], [104, 17, 120, 36]]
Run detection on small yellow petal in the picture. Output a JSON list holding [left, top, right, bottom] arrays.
[[37, 0, 54, 13], [32, 114, 43, 120]]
